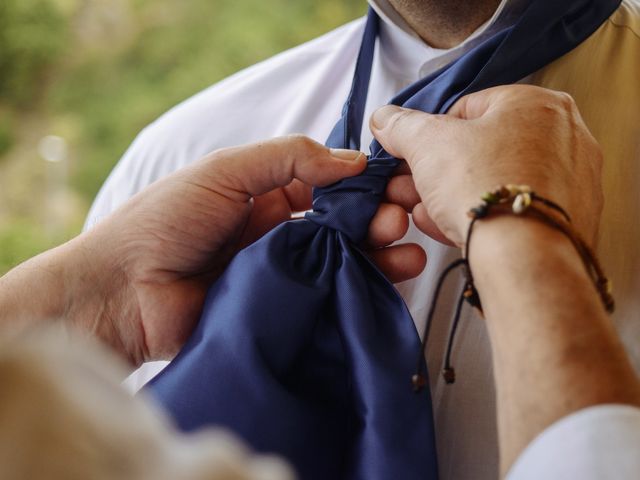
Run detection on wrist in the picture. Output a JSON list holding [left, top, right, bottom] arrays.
[[61, 231, 143, 366], [467, 215, 602, 322], [0, 234, 133, 363], [0, 248, 67, 327], [470, 214, 584, 273], [455, 185, 586, 250]]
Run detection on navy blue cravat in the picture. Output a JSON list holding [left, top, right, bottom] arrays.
[[147, 2, 619, 479]]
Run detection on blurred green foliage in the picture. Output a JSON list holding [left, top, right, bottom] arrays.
[[0, 0, 366, 274], [0, 112, 14, 156], [0, 0, 67, 106]]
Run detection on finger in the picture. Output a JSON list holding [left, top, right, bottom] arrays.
[[241, 190, 293, 246], [369, 105, 454, 168], [365, 203, 409, 248], [385, 174, 421, 212], [448, 85, 562, 120], [447, 87, 501, 120], [199, 135, 367, 198], [282, 179, 312, 212], [412, 202, 454, 246], [366, 243, 427, 283], [392, 160, 411, 176]]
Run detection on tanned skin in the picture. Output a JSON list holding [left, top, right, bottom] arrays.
[[387, 0, 502, 48]]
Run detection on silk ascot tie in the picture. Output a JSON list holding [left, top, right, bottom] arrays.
[[148, 2, 620, 479]]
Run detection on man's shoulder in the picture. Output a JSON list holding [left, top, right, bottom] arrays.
[[139, 18, 365, 157], [84, 18, 365, 227]]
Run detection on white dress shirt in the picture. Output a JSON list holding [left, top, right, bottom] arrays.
[[85, 1, 640, 478]]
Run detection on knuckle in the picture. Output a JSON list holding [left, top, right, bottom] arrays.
[[553, 90, 577, 112], [498, 84, 535, 100], [281, 134, 320, 163], [283, 133, 313, 148], [500, 85, 551, 106], [522, 89, 574, 118], [580, 128, 604, 172]]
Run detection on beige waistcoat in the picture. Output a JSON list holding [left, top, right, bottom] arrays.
[[530, 0, 640, 368]]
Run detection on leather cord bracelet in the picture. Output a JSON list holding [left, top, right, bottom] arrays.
[[412, 185, 614, 392]]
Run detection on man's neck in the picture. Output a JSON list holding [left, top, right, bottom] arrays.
[[386, 0, 502, 49]]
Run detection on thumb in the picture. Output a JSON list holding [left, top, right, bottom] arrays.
[[447, 87, 505, 120], [369, 106, 455, 169], [448, 85, 559, 120], [194, 135, 367, 198]]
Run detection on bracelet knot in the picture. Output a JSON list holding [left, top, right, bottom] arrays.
[[412, 184, 614, 391]]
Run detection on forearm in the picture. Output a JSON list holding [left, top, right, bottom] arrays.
[[0, 246, 70, 326], [470, 216, 640, 475], [0, 235, 138, 365]]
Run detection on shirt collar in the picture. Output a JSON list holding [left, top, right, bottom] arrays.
[[367, 0, 531, 78]]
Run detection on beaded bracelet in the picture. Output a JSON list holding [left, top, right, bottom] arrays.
[[411, 185, 614, 392]]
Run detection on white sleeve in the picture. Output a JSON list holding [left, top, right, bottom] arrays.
[[507, 404, 640, 480]]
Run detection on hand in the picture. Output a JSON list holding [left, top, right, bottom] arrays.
[[370, 85, 604, 247], [65, 135, 423, 365], [369, 85, 640, 476]]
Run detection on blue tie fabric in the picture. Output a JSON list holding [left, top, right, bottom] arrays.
[[147, 2, 620, 479]]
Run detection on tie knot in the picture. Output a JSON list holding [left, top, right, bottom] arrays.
[[306, 156, 398, 243]]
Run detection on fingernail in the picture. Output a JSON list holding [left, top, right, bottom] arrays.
[[330, 148, 364, 161], [371, 105, 398, 130]]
